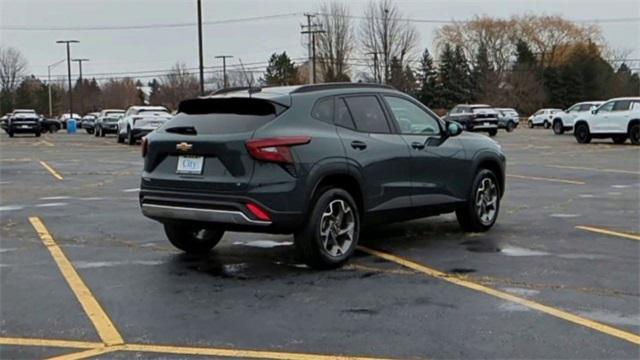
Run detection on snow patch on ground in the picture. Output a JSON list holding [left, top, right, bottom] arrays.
[[35, 202, 68, 208], [0, 205, 25, 211], [233, 240, 293, 248], [501, 246, 550, 257]]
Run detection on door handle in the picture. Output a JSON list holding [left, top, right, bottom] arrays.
[[350, 140, 367, 150], [411, 141, 425, 150]]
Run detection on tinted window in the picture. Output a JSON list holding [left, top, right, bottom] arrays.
[[578, 104, 592, 111], [335, 98, 356, 130], [612, 100, 631, 111], [311, 97, 334, 123], [384, 96, 440, 135], [164, 98, 282, 135], [343, 96, 390, 133]]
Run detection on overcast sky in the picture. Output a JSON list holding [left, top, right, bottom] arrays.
[[1, 0, 638, 82]]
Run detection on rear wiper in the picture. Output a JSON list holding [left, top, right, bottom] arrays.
[[165, 126, 197, 135]]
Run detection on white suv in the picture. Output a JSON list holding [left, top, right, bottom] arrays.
[[117, 106, 171, 145], [527, 108, 562, 129], [574, 97, 640, 145], [551, 101, 603, 135]]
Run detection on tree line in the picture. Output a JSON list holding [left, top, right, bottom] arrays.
[[1, 0, 638, 117]]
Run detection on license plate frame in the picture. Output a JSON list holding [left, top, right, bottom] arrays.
[[484, 122, 490, 126], [176, 155, 204, 175]]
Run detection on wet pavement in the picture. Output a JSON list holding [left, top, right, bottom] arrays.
[[1, 128, 639, 359]]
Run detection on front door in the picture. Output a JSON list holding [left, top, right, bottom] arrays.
[[334, 95, 413, 213], [380, 95, 468, 208]]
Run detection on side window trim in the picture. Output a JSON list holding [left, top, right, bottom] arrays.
[[310, 95, 335, 123]]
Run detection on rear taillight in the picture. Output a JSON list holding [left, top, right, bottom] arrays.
[[245, 136, 311, 164], [141, 137, 148, 157], [246, 202, 271, 221]]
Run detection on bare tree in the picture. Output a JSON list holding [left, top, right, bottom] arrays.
[[316, 1, 355, 82], [155, 63, 200, 109], [101, 78, 142, 109], [435, 16, 515, 75], [0, 46, 28, 111], [360, 0, 418, 84]]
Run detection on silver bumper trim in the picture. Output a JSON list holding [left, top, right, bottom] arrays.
[[141, 203, 271, 226]]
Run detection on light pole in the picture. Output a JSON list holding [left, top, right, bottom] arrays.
[[197, 0, 205, 95], [56, 40, 79, 118], [72, 58, 89, 114], [47, 59, 66, 117], [215, 55, 233, 88]]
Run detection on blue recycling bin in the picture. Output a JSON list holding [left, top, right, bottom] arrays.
[[67, 118, 77, 134]]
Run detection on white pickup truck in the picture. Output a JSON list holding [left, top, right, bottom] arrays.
[[551, 101, 603, 135], [573, 97, 640, 145]]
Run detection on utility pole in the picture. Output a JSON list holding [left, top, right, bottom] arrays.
[[72, 58, 89, 115], [300, 14, 325, 84], [382, 8, 389, 84], [196, 0, 205, 95], [366, 51, 380, 83], [47, 59, 65, 117], [56, 40, 79, 118], [215, 55, 233, 88]]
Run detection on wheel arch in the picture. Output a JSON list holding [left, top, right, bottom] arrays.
[[306, 165, 365, 218], [627, 119, 640, 133], [472, 152, 505, 198], [574, 119, 590, 131]]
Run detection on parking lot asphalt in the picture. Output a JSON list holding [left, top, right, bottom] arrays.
[[0, 128, 639, 359]]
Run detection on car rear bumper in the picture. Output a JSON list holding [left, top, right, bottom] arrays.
[[139, 188, 304, 233]]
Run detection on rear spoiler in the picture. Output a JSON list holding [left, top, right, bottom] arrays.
[[177, 97, 288, 116]]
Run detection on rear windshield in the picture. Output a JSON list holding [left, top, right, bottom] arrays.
[[165, 98, 286, 135]]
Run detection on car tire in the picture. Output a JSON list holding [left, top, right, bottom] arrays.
[[163, 223, 224, 254], [94, 127, 100, 137], [35, 131, 41, 137], [574, 123, 591, 144], [543, 120, 550, 129], [7, 131, 14, 138], [553, 120, 564, 135], [629, 124, 640, 145], [117, 132, 124, 143], [612, 135, 627, 144], [488, 129, 497, 137], [528, 120, 533, 129], [294, 188, 360, 270], [127, 128, 135, 145], [456, 169, 500, 232], [506, 121, 515, 132], [51, 124, 59, 133], [100, 127, 106, 137]]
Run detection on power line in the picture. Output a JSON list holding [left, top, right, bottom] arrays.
[[1, 13, 301, 31]]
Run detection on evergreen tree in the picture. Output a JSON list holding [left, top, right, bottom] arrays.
[[388, 57, 416, 94], [514, 39, 536, 67], [416, 48, 438, 108], [264, 52, 298, 86], [453, 45, 473, 103], [437, 44, 473, 109], [471, 43, 493, 101]]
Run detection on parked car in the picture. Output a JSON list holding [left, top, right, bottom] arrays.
[[443, 104, 498, 136], [6, 109, 41, 137], [496, 108, 519, 132], [527, 108, 562, 128], [94, 109, 125, 137], [40, 116, 63, 133], [0, 113, 10, 132], [139, 83, 506, 269], [551, 101, 604, 135], [81, 112, 100, 134], [117, 106, 171, 145], [58, 113, 81, 129], [574, 97, 640, 145]]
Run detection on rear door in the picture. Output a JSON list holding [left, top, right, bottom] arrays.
[[381, 95, 468, 206], [143, 98, 285, 194], [592, 101, 615, 133], [334, 94, 412, 213], [608, 100, 632, 133]]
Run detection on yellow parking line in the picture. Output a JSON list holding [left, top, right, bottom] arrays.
[[0, 336, 101, 349], [28, 217, 124, 346], [358, 246, 640, 346], [122, 343, 393, 360], [39, 160, 63, 180], [45, 346, 121, 360], [506, 174, 585, 185], [546, 164, 640, 175], [576, 225, 640, 242]]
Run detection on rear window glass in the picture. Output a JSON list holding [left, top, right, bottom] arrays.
[[166, 98, 286, 135], [343, 96, 390, 133], [311, 97, 333, 123]]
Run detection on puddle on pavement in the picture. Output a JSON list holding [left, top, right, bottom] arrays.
[[233, 240, 293, 248], [449, 268, 476, 274], [461, 239, 501, 253], [500, 246, 549, 257]]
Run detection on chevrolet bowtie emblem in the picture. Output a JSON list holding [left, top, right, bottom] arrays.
[[176, 142, 193, 152]]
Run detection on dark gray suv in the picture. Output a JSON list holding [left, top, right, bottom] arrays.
[[140, 84, 506, 269]]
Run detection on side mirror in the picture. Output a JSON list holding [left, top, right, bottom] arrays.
[[447, 122, 463, 137], [591, 109, 597, 115]]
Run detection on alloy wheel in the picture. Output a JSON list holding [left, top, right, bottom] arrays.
[[475, 177, 498, 225], [319, 199, 355, 258]]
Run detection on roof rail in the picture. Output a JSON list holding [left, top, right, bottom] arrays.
[[290, 82, 394, 94]]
